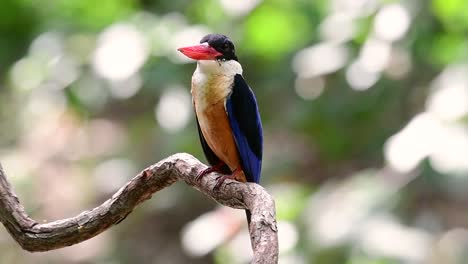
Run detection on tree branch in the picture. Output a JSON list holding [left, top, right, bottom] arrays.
[[0, 153, 278, 263]]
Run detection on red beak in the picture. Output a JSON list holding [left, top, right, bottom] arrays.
[[177, 44, 223, 60]]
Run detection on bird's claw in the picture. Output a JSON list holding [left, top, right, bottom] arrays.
[[214, 174, 237, 190], [213, 168, 241, 190], [196, 163, 226, 182], [196, 167, 215, 181]]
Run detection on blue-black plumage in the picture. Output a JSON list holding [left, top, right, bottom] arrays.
[[226, 74, 263, 183]]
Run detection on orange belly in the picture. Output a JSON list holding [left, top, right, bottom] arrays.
[[195, 100, 246, 182]]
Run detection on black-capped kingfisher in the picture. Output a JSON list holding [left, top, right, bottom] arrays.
[[178, 34, 263, 223]]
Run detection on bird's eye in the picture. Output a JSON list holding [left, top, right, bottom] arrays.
[[223, 43, 229, 49]]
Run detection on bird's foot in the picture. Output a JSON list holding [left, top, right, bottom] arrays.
[[214, 168, 241, 190], [196, 163, 226, 181]]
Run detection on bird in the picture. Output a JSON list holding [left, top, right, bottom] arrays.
[[178, 34, 263, 224]]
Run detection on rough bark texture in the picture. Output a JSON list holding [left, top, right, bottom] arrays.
[[0, 153, 278, 264]]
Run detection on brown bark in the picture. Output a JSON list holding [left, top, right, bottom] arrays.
[[0, 153, 278, 264]]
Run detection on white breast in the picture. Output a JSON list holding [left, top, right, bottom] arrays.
[[191, 60, 243, 112]]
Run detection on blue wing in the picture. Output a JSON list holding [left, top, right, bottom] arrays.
[[226, 74, 263, 183]]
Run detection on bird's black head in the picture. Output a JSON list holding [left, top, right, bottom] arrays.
[[200, 34, 238, 61], [177, 34, 238, 62]]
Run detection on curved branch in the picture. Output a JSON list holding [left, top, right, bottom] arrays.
[[0, 153, 278, 264]]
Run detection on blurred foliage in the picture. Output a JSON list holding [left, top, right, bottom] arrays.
[[1, 0, 468, 263]]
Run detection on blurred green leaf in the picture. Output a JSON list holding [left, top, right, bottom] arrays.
[[428, 33, 467, 65], [20, 0, 137, 30], [244, 4, 310, 58], [353, 17, 373, 45], [61, 0, 137, 29], [188, 0, 226, 26], [275, 184, 311, 221], [432, 0, 468, 31]]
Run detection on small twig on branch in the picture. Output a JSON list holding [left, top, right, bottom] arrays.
[[0, 153, 278, 264]]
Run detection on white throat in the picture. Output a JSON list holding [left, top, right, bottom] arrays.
[[196, 60, 243, 77]]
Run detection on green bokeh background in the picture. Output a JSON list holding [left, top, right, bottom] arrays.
[[1, 0, 468, 263]]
